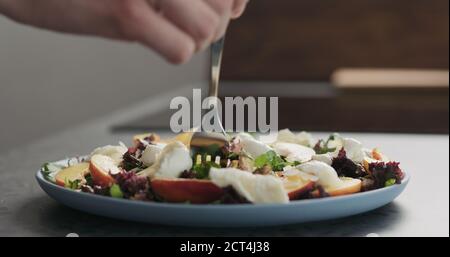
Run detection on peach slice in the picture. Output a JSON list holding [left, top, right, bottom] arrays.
[[327, 177, 362, 196], [279, 169, 316, 200], [151, 178, 224, 204], [312, 177, 362, 197], [286, 181, 316, 200], [55, 163, 90, 187], [90, 154, 120, 187]]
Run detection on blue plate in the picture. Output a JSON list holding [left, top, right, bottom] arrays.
[[36, 162, 409, 227]]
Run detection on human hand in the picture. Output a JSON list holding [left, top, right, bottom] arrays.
[[0, 0, 249, 64]]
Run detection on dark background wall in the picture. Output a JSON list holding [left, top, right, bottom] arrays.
[[223, 0, 449, 81]]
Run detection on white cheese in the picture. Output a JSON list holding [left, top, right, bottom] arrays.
[[277, 129, 314, 146], [317, 135, 365, 164], [237, 133, 272, 158], [312, 153, 334, 165], [272, 142, 315, 163], [342, 138, 365, 164], [90, 144, 128, 165], [210, 168, 289, 204], [91, 154, 121, 175], [298, 161, 343, 190], [140, 143, 166, 166], [138, 141, 192, 179]]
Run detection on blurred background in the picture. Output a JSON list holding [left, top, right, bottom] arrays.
[[219, 0, 449, 133], [0, 0, 448, 154]]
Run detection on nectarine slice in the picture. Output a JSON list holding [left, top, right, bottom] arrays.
[[279, 169, 316, 200], [286, 181, 315, 200], [311, 177, 362, 198], [151, 178, 224, 204], [90, 154, 120, 187], [55, 163, 90, 187], [327, 177, 362, 197]]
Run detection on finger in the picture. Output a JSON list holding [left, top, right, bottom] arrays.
[[231, 0, 249, 19], [117, 0, 195, 64], [157, 0, 220, 51], [204, 0, 234, 40]]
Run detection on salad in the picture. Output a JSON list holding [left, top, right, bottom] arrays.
[[41, 130, 405, 204]]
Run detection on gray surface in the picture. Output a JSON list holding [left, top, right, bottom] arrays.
[[0, 16, 208, 154], [0, 94, 448, 236]]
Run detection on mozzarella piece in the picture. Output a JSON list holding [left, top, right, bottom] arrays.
[[297, 131, 315, 147], [327, 134, 344, 150], [298, 161, 343, 190], [138, 141, 192, 179], [283, 168, 319, 182], [277, 129, 314, 146], [237, 133, 272, 158], [210, 168, 289, 204], [91, 154, 121, 175], [317, 135, 365, 164], [312, 153, 333, 165], [272, 142, 315, 163], [90, 144, 128, 165], [140, 143, 166, 166], [342, 138, 365, 164]]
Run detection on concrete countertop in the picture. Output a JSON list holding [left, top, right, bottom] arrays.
[[0, 90, 448, 236]]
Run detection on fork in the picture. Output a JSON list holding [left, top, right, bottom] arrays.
[[185, 37, 228, 165], [189, 37, 228, 151]]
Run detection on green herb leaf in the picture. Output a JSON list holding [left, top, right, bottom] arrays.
[[65, 179, 82, 190], [314, 134, 338, 154], [254, 150, 287, 171], [385, 178, 396, 187], [290, 161, 302, 167], [193, 161, 220, 179], [84, 173, 93, 186], [41, 162, 65, 183], [110, 184, 124, 198]]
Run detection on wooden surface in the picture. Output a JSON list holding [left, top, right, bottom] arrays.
[[223, 0, 449, 81]]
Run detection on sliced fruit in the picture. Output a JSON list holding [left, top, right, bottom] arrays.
[[90, 154, 120, 187], [372, 148, 383, 161], [286, 181, 315, 200], [151, 178, 224, 204], [312, 177, 362, 197], [328, 177, 362, 196], [280, 169, 316, 200], [55, 163, 90, 187]]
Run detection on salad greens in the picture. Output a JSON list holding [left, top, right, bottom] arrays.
[[41, 162, 65, 182], [254, 150, 287, 171], [193, 161, 220, 179], [110, 184, 124, 198], [313, 134, 338, 154]]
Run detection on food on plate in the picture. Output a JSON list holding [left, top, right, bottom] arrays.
[[90, 154, 120, 187], [54, 162, 90, 187], [151, 178, 224, 204], [41, 130, 405, 204]]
